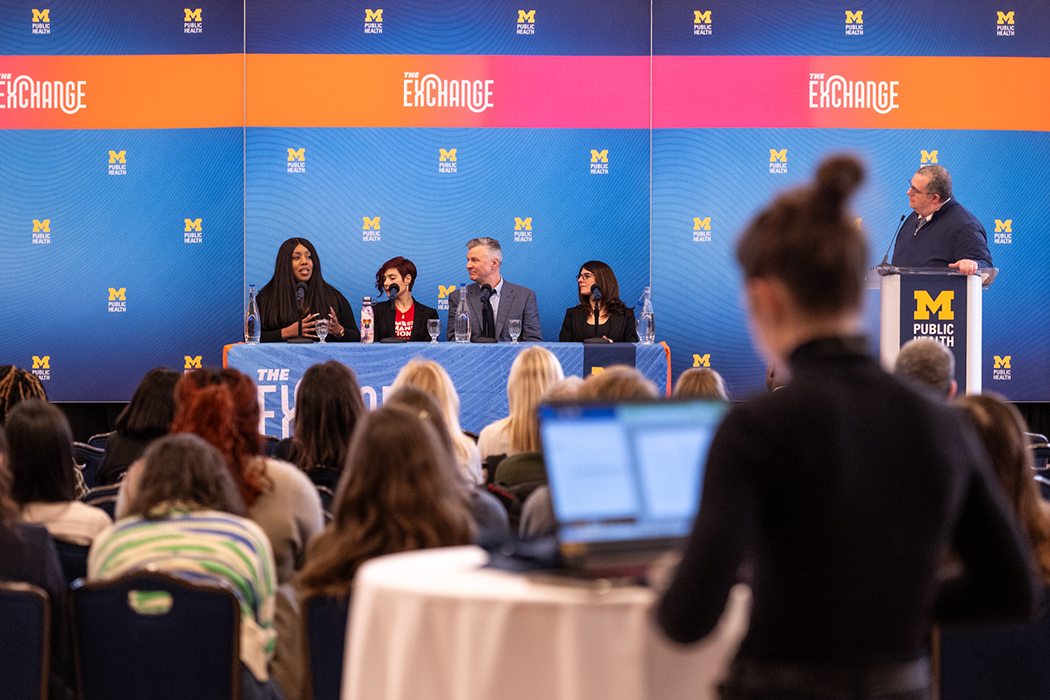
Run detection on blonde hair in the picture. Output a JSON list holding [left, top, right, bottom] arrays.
[[674, 368, 730, 401], [578, 366, 658, 401], [391, 360, 476, 472], [503, 347, 564, 452]]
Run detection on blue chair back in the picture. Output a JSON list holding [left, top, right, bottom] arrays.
[[82, 484, 120, 520], [86, 431, 114, 450], [303, 593, 351, 700], [939, 609, 1050, 700], [71, 572, 240, 700], [72, 443, 105, 490], [0, 581, 50, 700], [53, 539, 90, 585]]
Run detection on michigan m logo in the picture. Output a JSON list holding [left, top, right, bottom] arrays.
[[32, 356, 50, 370], [994, 355, 1011, 369], [590, 150, 608, 163], [109, 288, 126, 301], [995, 219, 1012, 233], [514, 217, 532, 231], [287, 148, 305, 162], [184, 356, 202, 370], [914, 291, 954, 320], [109, 150, 126, 164], [693, 354, 711, 368], [184, 219, 202, 232], [694, 11, 711, 23], [693, 217, 711, 231], [439, 148, 457, 162], [997, 11, 1014, 24], [518, 10, 535, 23], [365, 9, 383, 22], [32, 9, 49, 22], [363, 217, 380, 230], [590, 366, 605, 376], [769, 149, 787, 163], [845, 10, 863, 23], [32, 219, 50, 233], [921, 150, 938, 164], [184, 8, 201, 21], [438, 285, 456, 299]]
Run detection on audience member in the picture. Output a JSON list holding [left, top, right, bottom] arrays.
[[674, 368, 730, 401], [656, 155, 1038, 700], [541, 375, 584, 403], [577, 365, 658, 401], [894, 338, 957, 401], [0, 365, 47, 425], [477, 347, 564, 461], [89, 434, 281, 700], [96, 367, 179, 486], [391, 360, 483, 485]]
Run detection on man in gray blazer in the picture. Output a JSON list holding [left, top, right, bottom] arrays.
[[446, 237, 543, 342]]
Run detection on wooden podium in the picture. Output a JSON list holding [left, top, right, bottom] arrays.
[[873, 267, 998, 395]]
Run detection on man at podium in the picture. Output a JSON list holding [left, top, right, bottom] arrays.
[[892, 164, 992, 276]]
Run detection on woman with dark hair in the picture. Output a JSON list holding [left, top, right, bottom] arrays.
[[656, 156, 1038, 700], [257, 237, 360, 343], [7, 400, 111, 546], [118, 369, 323, 585], [559, 260, 638, 343], [373, 256, 439, 342], [96, 367, 180, 486], [0, 364, 48, 425], [297, 403, 475, 596], [89, 434, 281, 700]]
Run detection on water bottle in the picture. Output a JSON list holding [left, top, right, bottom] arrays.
[[454, 283, 471, 343], [244, 284, 261, 344], [639, 286, 655, 345], [360, 297, 375, 343]]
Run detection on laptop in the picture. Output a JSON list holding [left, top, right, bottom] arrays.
[[538, 399, 729, 579]]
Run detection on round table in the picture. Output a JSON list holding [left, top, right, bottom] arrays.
[[344, 546, 751, 700]]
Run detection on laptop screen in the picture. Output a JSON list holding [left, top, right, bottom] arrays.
[[539, 400, 729, 547]]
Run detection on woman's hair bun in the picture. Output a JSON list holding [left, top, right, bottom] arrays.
[[814, 155, 864, 211]]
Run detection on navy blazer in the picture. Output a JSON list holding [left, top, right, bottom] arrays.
[[373, 299, 439, 342], [445, 280, 542, 342]]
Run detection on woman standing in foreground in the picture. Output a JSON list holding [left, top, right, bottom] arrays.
[[656, 156, 1039, 700]]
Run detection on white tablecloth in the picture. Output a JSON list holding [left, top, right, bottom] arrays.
[[344, 546, 751, 700]]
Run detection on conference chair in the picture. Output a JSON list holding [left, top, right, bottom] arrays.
[[0, 581, 50, 700], [1032, 442, 1050, 473], [86, 431, 114, 450], [1035, 474, 1050, 502], [53, 539, 90, 585], [302, 592, 351, 700], [939, 609, 1050, 700], [72, 442, 105, 490], [71, 571, 241, 700], [82, 483, 120, 520], [263, 435, 280, 457]]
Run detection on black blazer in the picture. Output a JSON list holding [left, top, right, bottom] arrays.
[[374, 299, 439, 342], [559, 306, 638, 343]]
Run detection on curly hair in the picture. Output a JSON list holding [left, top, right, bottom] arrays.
[[0, 365, 48, 426]]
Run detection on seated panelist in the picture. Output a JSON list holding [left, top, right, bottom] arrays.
[[559, 260, 638, 343], [257, 237, 360, 342], [373, 257, 439, 342]]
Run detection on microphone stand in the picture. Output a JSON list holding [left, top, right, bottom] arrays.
[[583, 286, 607, 344]]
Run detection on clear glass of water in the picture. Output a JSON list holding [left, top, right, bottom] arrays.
[[427, 319, 440, 344], [509, 319, 521, 343], [315, 318, 329, 344]]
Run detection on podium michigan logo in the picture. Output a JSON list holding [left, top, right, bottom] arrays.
[[693, 354, 711, 368], [997, 11, 1015, 36], [769, 149, 787, 174], [32, 8, 50, 34], [363, 216, 380, 242], [108, 150, 126, 176], [517, 10, 535, 34], [365, 9, 383, 33], [32, 218, 50, 244], [845, 10, 863, 35], [0, 75, 87, 114], [403, 73, 494, 113], [994, 219, 1012, 244], [437, 284, 456, 311], [108, 287, 127, 313], [693, 10, 711, 35], [514, 217, 532, 243], [184, 218, 202, 244], [913, 290, 954, 346], [808, 74, 898, 114], [184, 8, 202, 33], [693, 217, 711, 243], [920, 150, 938, 164], [31, 356, 50, 381], [439, 148, 457, 173], [993, 355, 1011, 380], [287, 148, 305, 174], [184, 356, 202, 372], [590, 149, 608, 175]]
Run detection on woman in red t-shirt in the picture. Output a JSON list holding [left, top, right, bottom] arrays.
[[373, 256, 440, 342]]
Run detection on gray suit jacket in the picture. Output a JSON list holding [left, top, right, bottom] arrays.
[[446, 281, 542, 342]]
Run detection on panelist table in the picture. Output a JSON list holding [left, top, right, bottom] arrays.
[[344, 547, 751, 700], [224, 342, 670, 436]]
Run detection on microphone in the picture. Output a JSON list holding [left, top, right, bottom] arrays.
[[590, 284, 602, 303], [387, 283, 400, 299], [479, 284, 493, 304], [584, 284, 607, 344], [878, 215, 907, 269], [295, 282, 307, 310]]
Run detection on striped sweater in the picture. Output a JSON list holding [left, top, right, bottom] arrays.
[[87, 509, 277, 681]]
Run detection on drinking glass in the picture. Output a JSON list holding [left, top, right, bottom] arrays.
[[509, 319, 521, 344], [315, 318, 329, 344], [428, 319, 440, 344]]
